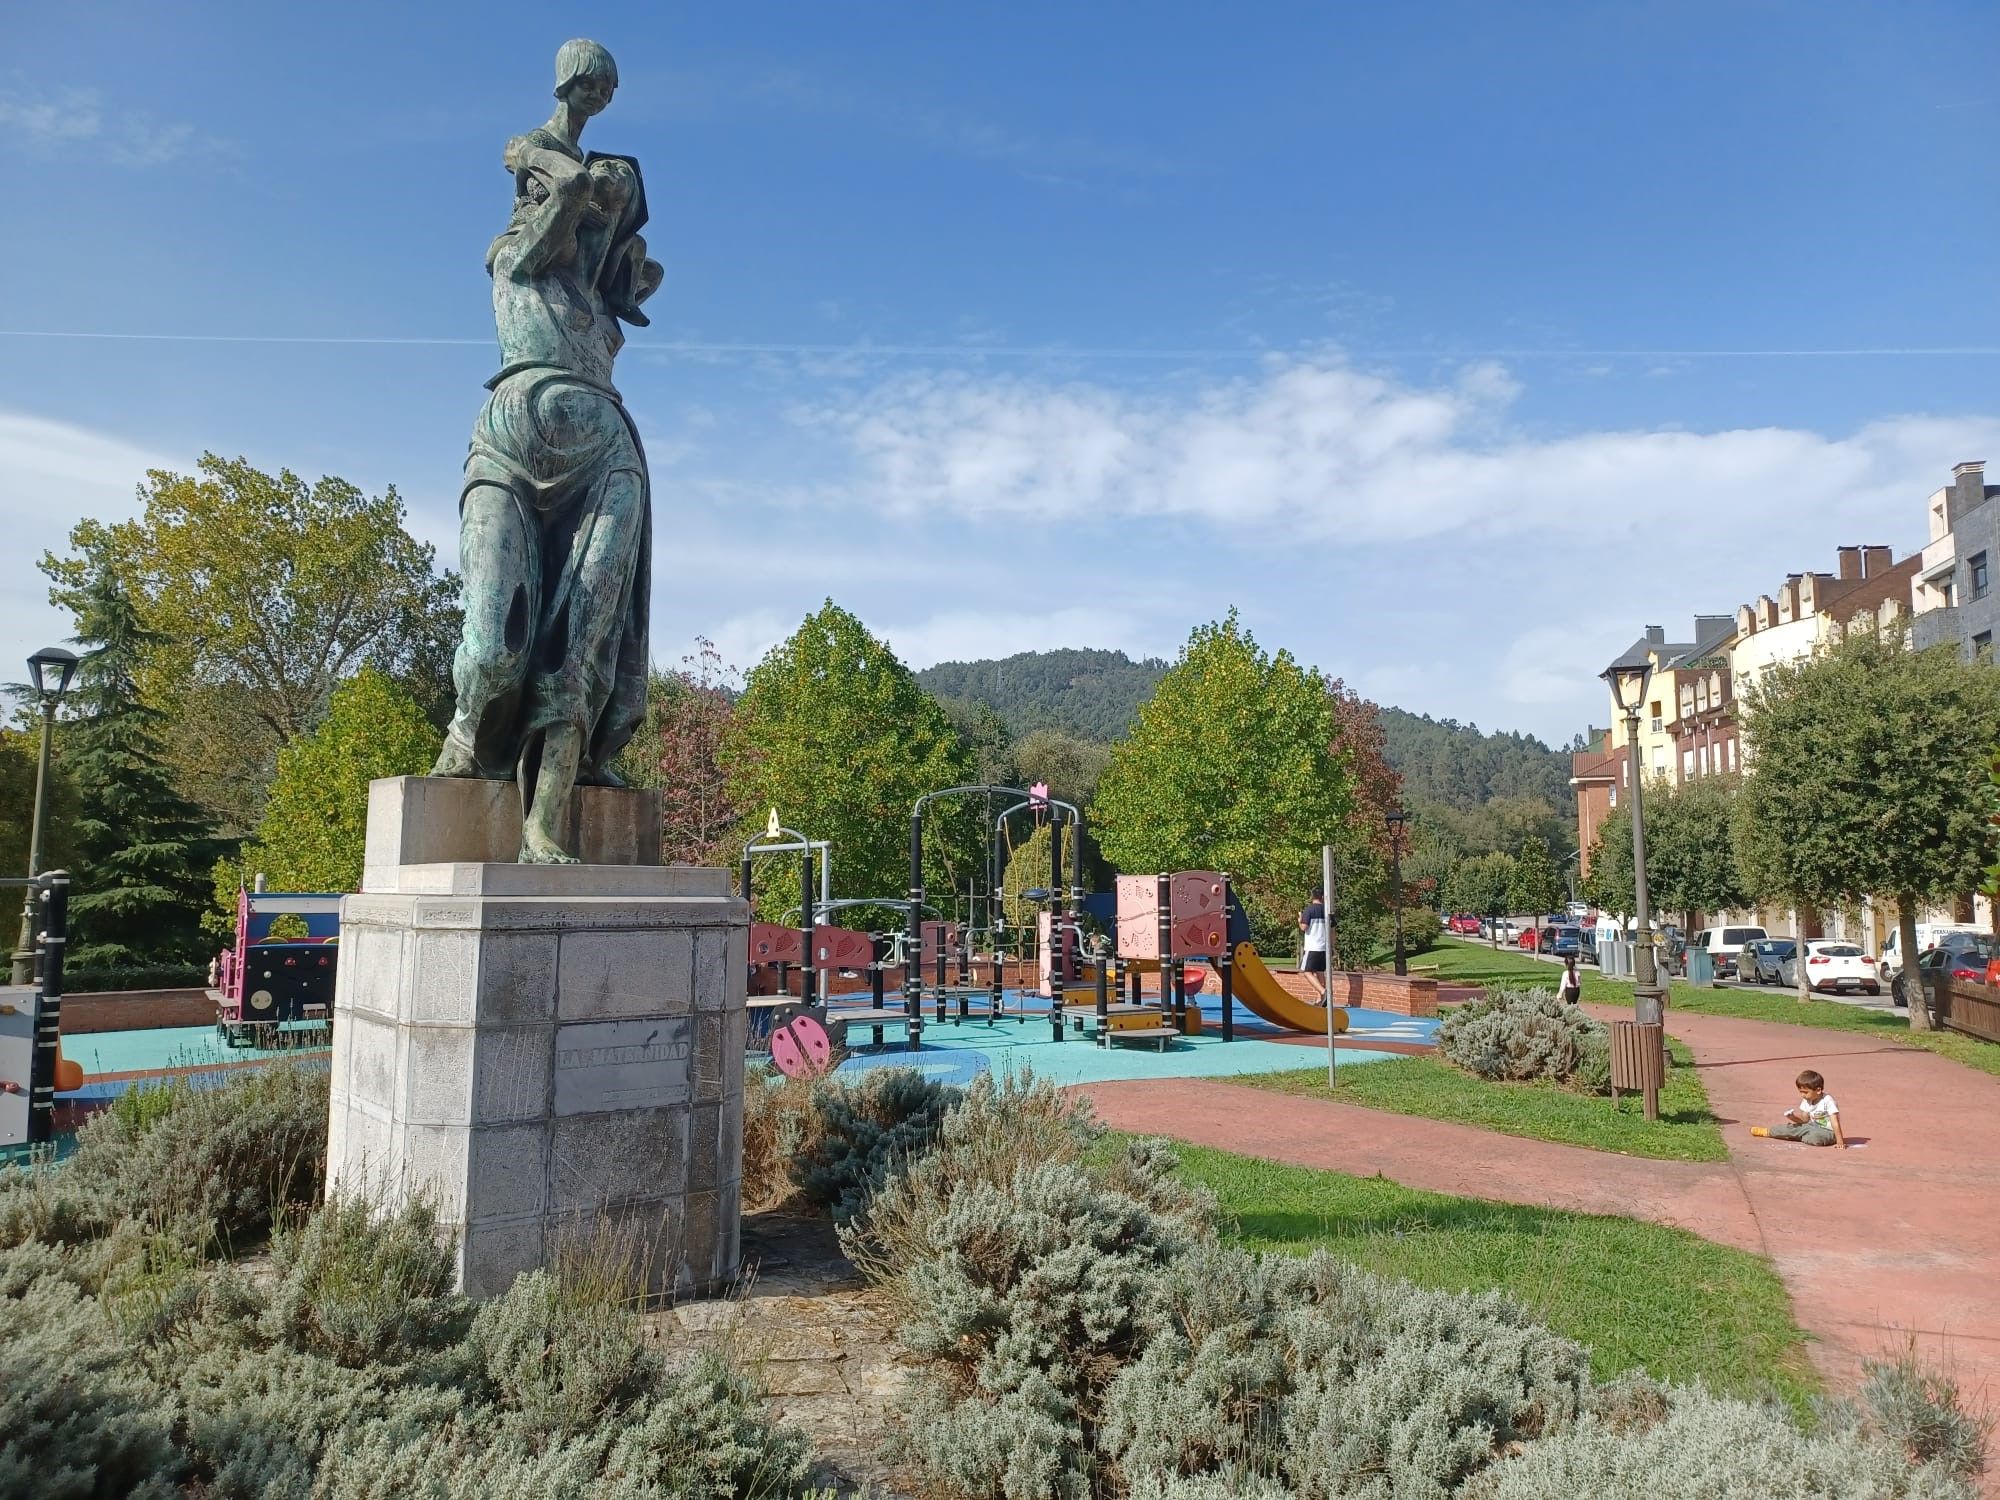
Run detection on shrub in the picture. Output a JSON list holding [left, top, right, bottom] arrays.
[[889, 1157, 1209, 1498], [793, 1067, 960, 1223], [468, 1268, 658, 1439], [1100, 1246, 1592, 1500], [0, 1272, 184, 1498], [842, 1070, 1106, 1278], [1438, 986, 1610, 1091], [740, 1068, 818, 1212], [266, 1196, 468, 1367], [0, 1061, 328, 1256], [1461, 1383, 1978, 1499], [1860, 1344, 1991, 1481]]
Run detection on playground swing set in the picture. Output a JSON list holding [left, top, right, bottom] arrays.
[[748, 783, 1351, 1078]]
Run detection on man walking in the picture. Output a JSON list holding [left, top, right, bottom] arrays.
[[1299, 886, 1329, 1002]]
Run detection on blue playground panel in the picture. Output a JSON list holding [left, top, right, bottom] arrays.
[[55, 1025, 329, 1101], [829, 989, 1427, 1089]]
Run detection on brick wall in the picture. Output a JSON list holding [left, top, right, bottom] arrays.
[[1271, 967, 1440, 1017], [58, 988, 213, 1034]]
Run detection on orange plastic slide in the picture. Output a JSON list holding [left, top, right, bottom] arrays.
[[1230, 943, 1349, 1035]]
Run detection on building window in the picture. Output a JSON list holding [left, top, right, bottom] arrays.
[[1727, 738, 1737, 771], [1683, 748, 1695, 778], [1699, 744, 1711, 775], [1973, 553, 1990, 602], [1608, 785, 1617, 807], [1975, 631, 1993, 663]]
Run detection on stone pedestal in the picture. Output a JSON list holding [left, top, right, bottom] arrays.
[[363, 776, 662, 886], [326, 786, 747, 1299]]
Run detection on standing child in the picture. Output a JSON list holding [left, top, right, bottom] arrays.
[[1751, 1069, 1847, 1148], [1556, 955, 1581, 1004], [1298, 887, 1328, 1002]]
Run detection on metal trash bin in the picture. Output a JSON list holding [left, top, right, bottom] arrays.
[[1685, 949, 1714, 985], [1611, 1019, 1666, 1120]]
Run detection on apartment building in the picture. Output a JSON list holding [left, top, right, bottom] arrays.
[[1911, 460, 2000, 662]]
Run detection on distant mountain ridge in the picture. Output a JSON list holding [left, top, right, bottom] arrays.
[[916, 648, 1170, 743], [917, 648, 1572, 813]]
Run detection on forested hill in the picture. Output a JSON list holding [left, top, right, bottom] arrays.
[[1377, 707, 1574, 811], [916, 649, 1168, 741], [918, 649, 1573, 813]]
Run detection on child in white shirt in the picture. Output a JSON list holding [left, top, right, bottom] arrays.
[[1751, 1068, 1846, 1148]]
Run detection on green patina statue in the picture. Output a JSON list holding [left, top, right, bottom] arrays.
[[431, 39, 663, 863]]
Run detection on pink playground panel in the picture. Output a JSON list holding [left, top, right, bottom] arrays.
[[1115, 872, 1229, 961]]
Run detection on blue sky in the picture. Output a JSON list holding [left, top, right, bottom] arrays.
[[4, 1, 1997, 743]]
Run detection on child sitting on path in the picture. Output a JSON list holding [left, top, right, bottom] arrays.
[[1751, 1069, 1847, 1148]]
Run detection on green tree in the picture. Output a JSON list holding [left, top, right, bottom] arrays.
[[61, 566, 229, 971], [1091, 613, 1350, 945], [1736, 631, 2000, 1027], [721, 602, 976, 918], [215, 668, 441, 914], [1013, 729, 1113, 810], [999, 818, 1080, 928], [0, 724, 79, 885], [1508, 836, 1565, 945], [1582, 806, 1635, 917], [42, 456, 461, 832], [1646, 774, 1749, 928], [1448, 851, 1516, 946]]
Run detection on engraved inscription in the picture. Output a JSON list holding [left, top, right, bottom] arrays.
[[553, 1017, 692, 1115]]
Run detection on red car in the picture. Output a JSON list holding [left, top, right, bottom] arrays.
[[1447, 913, 1481, 936]]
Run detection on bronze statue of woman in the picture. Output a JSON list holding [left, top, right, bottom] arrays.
[[430, 39, 663, 863]]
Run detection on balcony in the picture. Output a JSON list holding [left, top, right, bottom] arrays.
[[1913, 606, 1961, 653]]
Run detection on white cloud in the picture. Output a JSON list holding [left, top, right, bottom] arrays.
[[0, 86, 220, 166], [799, 355, 2000, 553], [0, 408, 184, 657]]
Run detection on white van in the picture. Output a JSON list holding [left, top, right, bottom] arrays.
[[1689, 925, 1767, 978], [1878, 923, 1985, 984]]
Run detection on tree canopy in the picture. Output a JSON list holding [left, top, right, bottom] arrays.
[[62, 564, 228, 971], [1735, 630, 2000, 1026], [42, 455, 460, 831], [616, 640, 743, 867], [722, 602, 976, 916], [1091, 614, 1351, 942], [216, 667, 440, 913], [1508, 836, 1565, 925], [1447, 851, 1516, 938]]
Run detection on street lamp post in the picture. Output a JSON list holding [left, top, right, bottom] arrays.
[[1600, 658, 1663, 1026], [1385, 809, 1409, 978], [10, 646, 78, 987]]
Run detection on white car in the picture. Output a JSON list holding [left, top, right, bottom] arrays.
[[1796, 940, 1881, 996]]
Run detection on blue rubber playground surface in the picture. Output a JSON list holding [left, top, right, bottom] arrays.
[[827, 989, 1436, 1089], [55, 1025, 330, 1101], [50, 992, 1438, 1101]]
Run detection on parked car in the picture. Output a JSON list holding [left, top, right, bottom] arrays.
[[1912, 935, 1997, 1007], [1879, 923, 1987, 985], [1565, 901, 1590, 921], [1688, 924, 1767, 978], [1446, 913, 1482, 936], [1548, 925, 1583, 958], [1738, 937, 1797, 985], [1789, 939, 1881, 996]]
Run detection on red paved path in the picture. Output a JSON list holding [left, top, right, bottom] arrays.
[[1079, 1004, 2000, 1416]]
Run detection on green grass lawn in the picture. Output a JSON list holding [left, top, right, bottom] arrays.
[[1160, 1136, 1818, 1410], [1427, 936, 2000, 1081], [1238, 1036, 1725, 1162]]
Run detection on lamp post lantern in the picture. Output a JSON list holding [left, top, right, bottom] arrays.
[[11, 646, 79, 986], [1385, 809, 1409, 978], [1600, 657, 1663, 1026]]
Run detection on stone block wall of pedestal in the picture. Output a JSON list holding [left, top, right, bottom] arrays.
[[326, 836, 747, 1299]]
